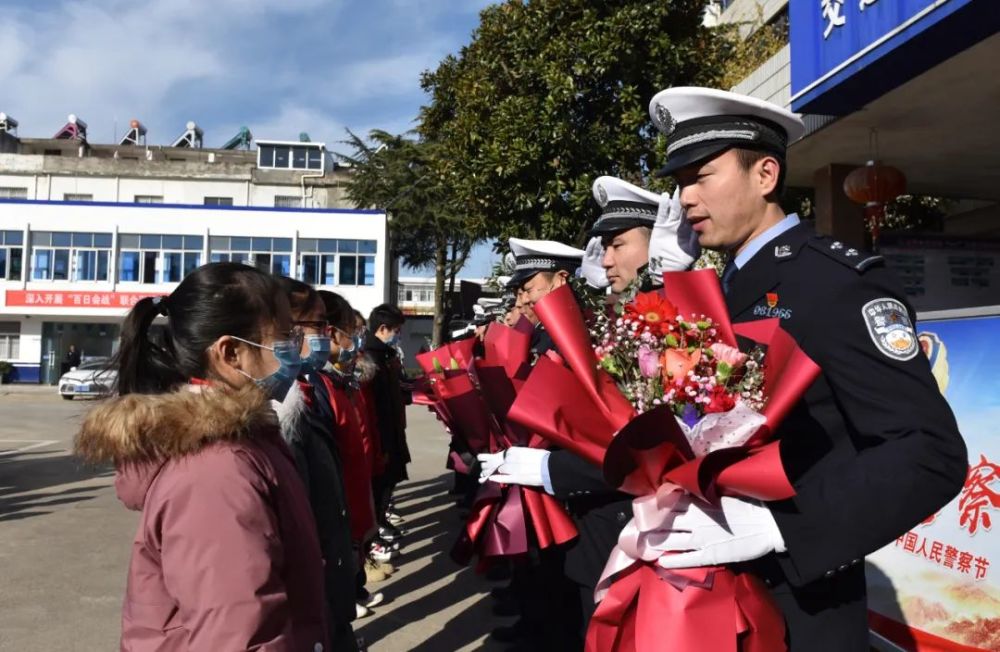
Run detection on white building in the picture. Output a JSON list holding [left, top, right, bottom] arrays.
[[0, 115, 389, 383]]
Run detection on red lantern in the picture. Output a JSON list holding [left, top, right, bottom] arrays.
[[842, 160, 907, 249]]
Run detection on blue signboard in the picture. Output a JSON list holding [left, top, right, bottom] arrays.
[[789, 0, 998, 114]]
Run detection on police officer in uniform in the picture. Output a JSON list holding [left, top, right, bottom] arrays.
[[642, 87, 967, 650], [486, 197, 699, 639], [508, 238, 584, 357]]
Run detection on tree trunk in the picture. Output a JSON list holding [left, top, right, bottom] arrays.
[[432, 239, 447, 348]]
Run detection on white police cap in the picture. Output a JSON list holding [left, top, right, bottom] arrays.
[[508, 237, 584, 287], [590, 176, 661, 236], [649, 87, 805, 176]]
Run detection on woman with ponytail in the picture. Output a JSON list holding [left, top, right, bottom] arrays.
[[74, 262, 328, 652]]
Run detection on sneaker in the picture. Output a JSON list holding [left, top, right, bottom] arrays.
[[364, 559, 387, 583], [386, 510, 404, 525], [355, 602, 372, 619], [370, 543, 399, 563], [373, 559, 395, 575], [376, 536, 401, 552], [360, 591, 384, 608], [379, 525, 405, 541]]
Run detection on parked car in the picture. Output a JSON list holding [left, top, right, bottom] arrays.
[[58, 358, 116, 400]]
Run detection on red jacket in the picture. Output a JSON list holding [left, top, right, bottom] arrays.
[[316, 371, 377, 544], [74, 386, 328, 652]]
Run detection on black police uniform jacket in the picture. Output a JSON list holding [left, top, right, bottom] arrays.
[[728, 222, 967, 650], [534, 312, 635, 618]]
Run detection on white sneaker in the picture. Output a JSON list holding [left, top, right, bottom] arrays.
[[356, 602, 372, 619], [370, 543, 399, 563], [361, 591, 384, 608]]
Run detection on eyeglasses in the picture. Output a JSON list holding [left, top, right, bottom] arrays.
[[276, 328, 305, 348], [293, 319, 330, 335]]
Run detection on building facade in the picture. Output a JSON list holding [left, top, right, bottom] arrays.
[[0, 116, 388, 383]]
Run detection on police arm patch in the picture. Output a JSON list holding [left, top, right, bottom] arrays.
[[862, 298, 919, 361]]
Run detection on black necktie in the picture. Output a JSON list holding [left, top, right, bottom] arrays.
[[721, 259, 738, 296]]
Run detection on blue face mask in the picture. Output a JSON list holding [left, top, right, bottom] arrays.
[[385, 333, 400, 347], [299, 335, 332, 375], [336, 339, 357, 365], [352, 332, 365, 353], [231, 337, 302, 401]]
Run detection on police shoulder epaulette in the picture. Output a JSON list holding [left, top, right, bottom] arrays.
[[807, 238, 883, 272]]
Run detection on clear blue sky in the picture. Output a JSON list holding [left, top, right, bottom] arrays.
[[1, 0, 498, 276]]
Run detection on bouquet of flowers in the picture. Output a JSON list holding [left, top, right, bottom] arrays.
[[452, 321, 577, 565], [506, 269, 821, 652]]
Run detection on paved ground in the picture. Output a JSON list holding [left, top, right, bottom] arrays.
[[0, 384, 508, 651]]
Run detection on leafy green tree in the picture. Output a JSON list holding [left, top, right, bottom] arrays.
[[337, 130, 480, 346], [419, 0, 738, 249]]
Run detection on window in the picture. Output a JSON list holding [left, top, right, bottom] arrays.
[[63, 193, 93, 202], [949, 255, 994, 289], [298, 239, 376, 287], [209, 236, 291, 276], [0, 187, 28, 199], [204, 197, 234, 206], [0, 231, 23, 281], [30, 231, 112, 282], [274, 195, 301, 208], [257, 143, 324, 171], [134, 195, 164, 204], [0, 322, 19, 360], [119, 233, 203, 284]]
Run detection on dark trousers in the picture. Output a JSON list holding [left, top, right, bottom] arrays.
[[514, 548, 583, 651]]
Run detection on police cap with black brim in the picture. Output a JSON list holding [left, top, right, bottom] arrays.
[[589, 176, 661, 237], [649, 87, 806, 177], [508, 238, 584, 288]]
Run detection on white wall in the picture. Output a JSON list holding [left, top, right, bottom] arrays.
[[0, 200, 389, 318]]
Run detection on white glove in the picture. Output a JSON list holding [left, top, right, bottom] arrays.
[[487, 446, 548, 487], [580, 236, 610, 289], [653, 496, 786, 569], [648, 188, 700, 279], [476, 451, 505, 484]]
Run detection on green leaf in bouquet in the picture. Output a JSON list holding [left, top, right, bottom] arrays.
[[716, 360, 732, 382], [432, 358, 444, 373], [449, 358, 460, 370], [664, 334, 679, 347]]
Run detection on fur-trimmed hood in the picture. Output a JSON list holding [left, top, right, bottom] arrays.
[[75, 385, 276, 465], [75, 385, 277, 511]]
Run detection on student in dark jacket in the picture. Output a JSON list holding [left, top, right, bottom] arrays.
[[274, 277, 359, 652], [364, 304, 410, 531]]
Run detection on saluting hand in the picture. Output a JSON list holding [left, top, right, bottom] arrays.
[[648, 187, 700, 279], [580, 236, 610, 289]]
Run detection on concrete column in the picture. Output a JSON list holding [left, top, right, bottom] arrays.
[[812, 164, 867, 248]]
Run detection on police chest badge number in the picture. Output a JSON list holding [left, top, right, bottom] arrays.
[[863, 298, 919, 361]]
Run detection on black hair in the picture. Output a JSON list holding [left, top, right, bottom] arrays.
[[733, 147, 787, 198], [368, 303, 405, 333], [353, 309, 366, 326], [318, 290, 355, 332], [111, 262, 283, 396], [275, 276, 319, 321]]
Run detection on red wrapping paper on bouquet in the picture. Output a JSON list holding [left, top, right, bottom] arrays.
[[506, 272, 822, 652], [452, 323, 577, 565]]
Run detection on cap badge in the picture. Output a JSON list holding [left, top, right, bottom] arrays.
[[654, 104, 676, 136], [774, 244, 792, 258], [596, 184, 609, 207]]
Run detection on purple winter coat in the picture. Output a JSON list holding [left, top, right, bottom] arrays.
[[75, 385, 330, 652]]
